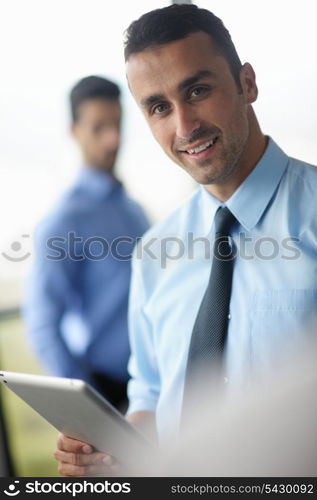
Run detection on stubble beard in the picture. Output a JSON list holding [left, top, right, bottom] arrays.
[[200, 141, 245, 185], [195, 122, 250, 186]]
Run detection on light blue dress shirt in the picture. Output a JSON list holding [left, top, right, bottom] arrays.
[[127, 138, 317, 441], [24, 167, 149, 383]]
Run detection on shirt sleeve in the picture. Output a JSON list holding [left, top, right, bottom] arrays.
[[23, 216, 91, 382], [126, 246, 160, 415]]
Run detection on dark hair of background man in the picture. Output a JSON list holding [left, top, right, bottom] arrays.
[[70, 75, 121, 123]]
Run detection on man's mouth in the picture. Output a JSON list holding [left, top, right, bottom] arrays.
[[180, 136, 219, 156]]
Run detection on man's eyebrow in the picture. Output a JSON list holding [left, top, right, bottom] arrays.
[[177, 70, 214, 92], [140, 70, 214, 109], [140, 94, 165, 108]]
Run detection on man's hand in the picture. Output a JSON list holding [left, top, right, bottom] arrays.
[[54, 433, 119, 477], [54, 411, 156, 476]]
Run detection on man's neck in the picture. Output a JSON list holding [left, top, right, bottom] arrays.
[[84, 163, 116, 179], [204, 111, 267, 203]]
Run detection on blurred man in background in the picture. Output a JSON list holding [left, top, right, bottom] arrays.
[[23, 75, 149, 411]]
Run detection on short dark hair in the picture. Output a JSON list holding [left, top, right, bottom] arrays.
[[124, 4, 242, 90], [70, 75, 120, 122]]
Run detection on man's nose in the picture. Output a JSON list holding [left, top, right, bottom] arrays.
[[174, 104, 201, 141]]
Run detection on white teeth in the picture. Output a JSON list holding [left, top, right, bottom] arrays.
[[187, 139, 214, 154]]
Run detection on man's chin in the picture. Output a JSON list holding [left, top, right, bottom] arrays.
[[187, 168, 221, 186], [188, 163, 237, 186], [176, 155, 233, 185]]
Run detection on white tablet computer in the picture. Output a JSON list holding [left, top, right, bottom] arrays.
[[0, 370, 153, 470]]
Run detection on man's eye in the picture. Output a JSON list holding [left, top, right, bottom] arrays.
[[152, 103, 168, 114], [190, 87, 208, 97]]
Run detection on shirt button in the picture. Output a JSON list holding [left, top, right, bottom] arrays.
[[228, 313, 231, 320]]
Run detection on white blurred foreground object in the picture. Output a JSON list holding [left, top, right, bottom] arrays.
[[140, 334, 317, 477]]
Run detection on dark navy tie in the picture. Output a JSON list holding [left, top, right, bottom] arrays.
[[182, 206, 238, 415]]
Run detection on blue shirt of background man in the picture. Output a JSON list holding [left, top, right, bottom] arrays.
[[127, 138, 317, 441], [24, 167, 149, 384]]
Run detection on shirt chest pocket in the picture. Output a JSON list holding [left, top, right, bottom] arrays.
[[250, 289, 317, 366]]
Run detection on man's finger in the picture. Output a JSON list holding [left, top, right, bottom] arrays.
[[54, 449, 110, 466], [57, 462, 113, 477], [57, 433, 93, 454]]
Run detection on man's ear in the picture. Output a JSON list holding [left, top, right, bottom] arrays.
[[240, 63, 258, 104], [71, 122, 78, 139]]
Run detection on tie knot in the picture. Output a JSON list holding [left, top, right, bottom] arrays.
[[214, 206, 237, 236]]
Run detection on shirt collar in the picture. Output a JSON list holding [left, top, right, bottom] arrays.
[[199, 137, 289, 235], [76, 166, 121, 199]]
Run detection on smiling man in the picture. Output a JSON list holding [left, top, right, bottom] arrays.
[[128, 32, 266, 202], [55, 4, 317, 476]]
